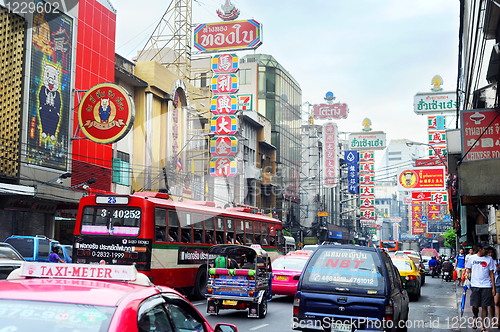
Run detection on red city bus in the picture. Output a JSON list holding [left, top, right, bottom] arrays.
[[72, 192, 283, 299], [379, 240, 403, 252]]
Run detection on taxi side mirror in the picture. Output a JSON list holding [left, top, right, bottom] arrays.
[[420, 269, 425, 274]]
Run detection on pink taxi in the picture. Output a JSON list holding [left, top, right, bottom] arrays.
[[271, 250, 313, 296], [0, 262, 237, 332]]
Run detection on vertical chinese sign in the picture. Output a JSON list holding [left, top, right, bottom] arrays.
[[322, 122, 339, 187], [359, 150, 375, 227], [210, 54, 239, 177], [27, 2, 74, 170]]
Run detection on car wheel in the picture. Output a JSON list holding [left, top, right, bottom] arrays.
[[194, 266, 208, 300], [258, 296, 268, 318]]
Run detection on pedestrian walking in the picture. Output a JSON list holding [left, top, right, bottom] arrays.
[[465, 241, 496, 331], [456, 248, 466, 286], [488, 247, 500, 328]]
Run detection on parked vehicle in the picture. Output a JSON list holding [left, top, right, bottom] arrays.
[[392, 250, 426, 285], [421, 248, 438, 258], [4, 235, 71, 263], [293, 244, 409, 332], [284, 236, 296, 254], [0, 262, 237, 332], [206, 244, 272, 318], [0, 243, 25, 279]]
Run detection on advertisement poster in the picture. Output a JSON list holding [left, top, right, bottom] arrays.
[[27, 2, 74, 170]]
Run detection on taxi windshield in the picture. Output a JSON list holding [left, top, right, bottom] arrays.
[[272, 256, 308, 271], [0, 299, 115, 331], [392, 260, 413, 272], [302, 248, 385, 292]]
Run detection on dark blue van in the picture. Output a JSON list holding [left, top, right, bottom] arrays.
[[293, 245, 409, 332]]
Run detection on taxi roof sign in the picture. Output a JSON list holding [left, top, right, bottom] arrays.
[[19, 262, 138, 281]]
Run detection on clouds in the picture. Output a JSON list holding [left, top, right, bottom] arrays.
[[113, 0, 459, 145]]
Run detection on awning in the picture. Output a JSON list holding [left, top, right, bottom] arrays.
[[0, 183, 35, 196]]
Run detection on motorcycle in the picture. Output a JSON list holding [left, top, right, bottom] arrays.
[[431, 266, 438, 278], [442, 270, 453, 282]]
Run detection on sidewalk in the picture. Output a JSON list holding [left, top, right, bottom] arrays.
[[456, 283, 499, 332]]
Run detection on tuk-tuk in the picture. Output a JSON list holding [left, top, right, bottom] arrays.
[[205, 244, 272, 318]]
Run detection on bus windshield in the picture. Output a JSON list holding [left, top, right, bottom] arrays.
[[80, 206, 141, 236]]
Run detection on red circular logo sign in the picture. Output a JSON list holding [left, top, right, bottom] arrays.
[[78, 83, 134, 144], [481, 261, 487, 267]]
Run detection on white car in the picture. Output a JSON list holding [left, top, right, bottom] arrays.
[[0, 242, 25, 279]]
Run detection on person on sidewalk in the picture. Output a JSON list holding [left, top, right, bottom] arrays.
[[488, 247, 500, 328], [456, 248, 466, 286], [465, 241, 496, 331], [466, 248, 475, 266]]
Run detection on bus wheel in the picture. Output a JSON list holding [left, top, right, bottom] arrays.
[[194, 266, 207, 300]]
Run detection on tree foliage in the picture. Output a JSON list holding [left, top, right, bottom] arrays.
[[283, 229, 292, 237], [443, 228, 456, 248]]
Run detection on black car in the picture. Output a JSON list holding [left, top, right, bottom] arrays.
[[293, 244, 410, 332]]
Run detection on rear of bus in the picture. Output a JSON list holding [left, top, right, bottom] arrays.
[[73, 195, 153, 274]]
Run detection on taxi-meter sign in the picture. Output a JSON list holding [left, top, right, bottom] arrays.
[[210, 136, 238, 156]]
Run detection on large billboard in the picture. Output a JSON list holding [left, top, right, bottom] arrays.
[[461, 109, 500, 161], [26, 3, 74, 170], [194, 20, 263, 52]]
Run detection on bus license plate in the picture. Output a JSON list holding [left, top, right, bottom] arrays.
[[223, 300, 238, 306]]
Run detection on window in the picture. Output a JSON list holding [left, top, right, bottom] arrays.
[[168, 211, 180, 242], [166, 303, 204, 332], [192, 213, 204, 243], [180, 212, 192, 243], [215, 217, 225, 244], [226, 218, 234, 244], [388, 151, 401, 155], [139, 305, 173, 332], [239, 68, 252, 84], [245, 220, 253, 245], [155, 209, 167, 242], [113, 151, 130, 186]]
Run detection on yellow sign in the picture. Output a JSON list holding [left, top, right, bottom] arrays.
[[304, 237, 318, 245], [297, 242, 303, 249], [318, 211, 328, 217]]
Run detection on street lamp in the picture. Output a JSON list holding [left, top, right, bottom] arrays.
[[405, 140, 447, 170]]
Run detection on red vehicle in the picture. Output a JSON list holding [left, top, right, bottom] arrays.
[[421, 248, 438, 258], [73, 193, 284, 299], [271, 250, 313, 296], [379, 240, 402, 252], [0, 262, 237, 332]]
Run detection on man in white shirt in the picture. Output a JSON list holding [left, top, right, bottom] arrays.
[[465, 241, 496, 330]]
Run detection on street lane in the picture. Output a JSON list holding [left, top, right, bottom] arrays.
[[193, 274, 459, 331]]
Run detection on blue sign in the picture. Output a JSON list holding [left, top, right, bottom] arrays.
[[444, 215, 451, 221], [421, 216, 428, 222], [345, 150, 359, 194], [328, 230, 342, 239]]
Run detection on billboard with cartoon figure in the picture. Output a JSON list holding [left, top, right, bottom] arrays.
[[26, 2, 74, 171]]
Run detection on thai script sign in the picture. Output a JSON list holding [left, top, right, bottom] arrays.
[[210, 157, 237, 177], [312, 103, 349, 120], [461, 109, 500, 161], [323, 122, 339, 187], [210, 136, 238, 156], [414, 91, 457, 115], [415, 158, 447, 167], [211, 74, 239, 94], [211, 95, 238, 114], [211, 53, 239, 73], [345, 150, 359, 194], [78, 83, 135, 144], [211, 114, 238, 135], [348, 132, 386, 150], [194, 19, 263, 52], [397, 166, 446, 191]]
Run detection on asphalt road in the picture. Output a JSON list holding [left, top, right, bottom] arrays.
[[190, 274, 458, 332]]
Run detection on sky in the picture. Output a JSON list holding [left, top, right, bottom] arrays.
[[113, 0, 460, 151]]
